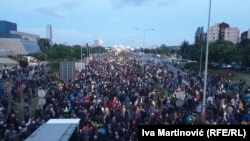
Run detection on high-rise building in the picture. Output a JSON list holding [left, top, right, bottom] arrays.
[[218, 22, 230, 40], [46, 24, 52, 42], [94, 39, 99, 47], [224, 27, 240, 44], [194, 27, 205, 43], [248, 29, 250, 39], [98, 35, 103, 46], [240, 29, 250, 41], [207, 22, 239, 44], [207, 23, 220, 42], [93, 35, 104, 47], [240, 31, 248, 40]]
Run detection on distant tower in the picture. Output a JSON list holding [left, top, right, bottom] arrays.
[[98, 35, 103, 46], [194, 27, 205, 44], [46, 24, 52, 43], [94, 40, 99, 47]]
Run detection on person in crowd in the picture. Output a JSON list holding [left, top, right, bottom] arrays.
[[0, 52, 249, 140]]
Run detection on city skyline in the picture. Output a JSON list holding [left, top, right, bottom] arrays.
[[1, 0, 249, 47]]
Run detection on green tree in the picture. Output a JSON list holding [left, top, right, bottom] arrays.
[[159, 44, 169, 55], [32, 52, 47, 61], [38, 38, 51, 53], [208, 40, 235, 64], [179, 40, 190, 58], [240, 44, 250, 67], [71, 45, 82, 60], [240, 39, 250, 47], [47, 44, 74, 60]]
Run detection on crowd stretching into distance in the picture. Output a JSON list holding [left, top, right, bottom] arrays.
[[0, 52, 249, 141]]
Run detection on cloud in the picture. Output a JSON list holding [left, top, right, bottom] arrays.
[[111, 0, 179, 9], [156, 0, 180, 7], [34, 7, 68, 19], [32, 0, 82, 19], [111, 0, 153, 8], [57, 0, 83, 9]]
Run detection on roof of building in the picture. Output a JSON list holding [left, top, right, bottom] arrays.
[[0, 38, 40, 56], [10, 30, 40, 38], [25, 119, 80, 141], [0, 57, 18, 65], [0, 38, 25, 55]]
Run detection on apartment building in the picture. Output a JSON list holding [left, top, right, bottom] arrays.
[[248, 29, 250, 39], [224, 27, 240, 44], [240, 29, 250, 40], [207, 22, 240, 44], [207, 23, 220, 42]]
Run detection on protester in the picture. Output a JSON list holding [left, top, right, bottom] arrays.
[[0, 52, 249, 140]]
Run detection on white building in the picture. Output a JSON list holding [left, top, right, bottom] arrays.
[[208, 23, 240, 44], [93, 36, 104, 47], [46, 24, 52, 43], [224, 27, 240, 44], [98, 35, 104, 46], [10, 30, 39, 42], [207, 24, 220, 42]]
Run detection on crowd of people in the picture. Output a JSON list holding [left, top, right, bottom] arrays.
[[0, 52, 249, 141]]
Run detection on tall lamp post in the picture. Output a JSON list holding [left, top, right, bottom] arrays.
[[201, 0, 212, 122], [85, 42, 92, 73], [199, 43, 203, 76], [81, 44, 83, 71], [128, 36, 140, 49], [194, 43, 203, 76], [135, 28, 154, 74]]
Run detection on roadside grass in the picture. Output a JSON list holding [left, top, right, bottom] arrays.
[[183, 63, 250, 86], [208, 69, 250, 86], [0, 80, 38, 121], [154, 67, 250, 96], [231, 73, 250, 86], [16, 95, 39, 121]]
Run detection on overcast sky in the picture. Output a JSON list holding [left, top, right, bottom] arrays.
[[1, 0, 249, 47]]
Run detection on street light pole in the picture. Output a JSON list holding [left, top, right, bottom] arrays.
[[81, 45, 83, 71], [86, 42, 90, 73], [128, 36, 139, 49], [85, 42, 92, 71], [199, 44, 202, 76], [201, 0, 212, 122], [135, 28, 154, 74]]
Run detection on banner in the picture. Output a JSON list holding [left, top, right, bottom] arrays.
[[138, 125, 250, 140]]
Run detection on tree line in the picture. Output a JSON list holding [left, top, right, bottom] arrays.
[[34, 39, 107, 61], [139, 39, 250, 69], [179, 39, 250, 68], [34, 38, 250, 72]]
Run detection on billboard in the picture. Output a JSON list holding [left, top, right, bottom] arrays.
[[60, 61, 75, 81]]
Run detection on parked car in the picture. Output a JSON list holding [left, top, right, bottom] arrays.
[[221, 64, 232, 69]]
